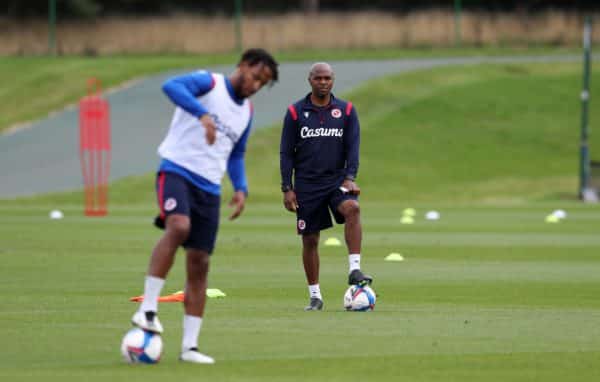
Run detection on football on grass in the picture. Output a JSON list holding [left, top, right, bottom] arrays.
[[120, 327, 163, 364], [344, 285, 376, 311]]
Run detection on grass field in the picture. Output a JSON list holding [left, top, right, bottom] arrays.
[[2, 58, 600, 380], [1, 203, 600, 381]]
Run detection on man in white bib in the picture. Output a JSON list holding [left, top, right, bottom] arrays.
[[131, 49, 278, 364]]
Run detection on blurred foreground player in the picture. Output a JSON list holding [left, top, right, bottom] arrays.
[[131, 49, 278, 363]]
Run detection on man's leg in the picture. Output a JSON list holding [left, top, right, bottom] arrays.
[[178, 248, 214, 363], [337, 199, 372, 286], [302, 232, 323, 310], [148, 214, 191, 277], [338, 199, 361, 255], [302, 232, 320, 285], [183, 248, 210, 316], [133, 214, 190, 333], [179, 184, 219, 364]]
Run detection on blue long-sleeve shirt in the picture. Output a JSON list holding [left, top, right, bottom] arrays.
[[160, 71, 251, 195], [280, 94, 360, 190]]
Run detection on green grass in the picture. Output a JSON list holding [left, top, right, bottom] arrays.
[[0, 54, 232, 133], [1, 203, 600, 381], [0, 45, 586, 133], [2, 61, 600, 381], [345, 62, 600, 202]]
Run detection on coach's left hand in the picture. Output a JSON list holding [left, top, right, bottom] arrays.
[[229, 190, 246, 220], [341, 179, 361, 195]]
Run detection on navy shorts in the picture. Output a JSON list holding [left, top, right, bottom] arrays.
[[295, 185, 358, 235], [154, 172, 220, 254]]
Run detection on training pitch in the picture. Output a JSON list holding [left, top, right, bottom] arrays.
[[1, 59, 599, 381], [1, 202, 599, 381]]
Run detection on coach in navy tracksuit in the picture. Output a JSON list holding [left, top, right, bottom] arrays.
[[280, 62, 373, 311]]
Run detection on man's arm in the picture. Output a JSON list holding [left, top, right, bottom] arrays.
[[226, 117, 252, 220], [162, 71, 218, 144], [280, 106, 299, 212], [344, 103, 360, 181], [161, 71, 214, 117], [227, 121, 251, 196], [280, 107, 297, 190]]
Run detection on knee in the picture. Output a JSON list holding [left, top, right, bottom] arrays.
[[302, 234, 319, 250], [342, 201, 360, 219], [166, 215, 190, 243], [188, 252, 209, 269], [187, 251, 210, 278]]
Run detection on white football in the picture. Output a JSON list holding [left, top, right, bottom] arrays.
[[425, 210, 440, 220], [552, 209, 567, 219], [120, 327, 163, 364], [343, 285, 376, 311]]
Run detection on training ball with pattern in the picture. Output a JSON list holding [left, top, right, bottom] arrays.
[[120, 327, 163, 364], [343, 285, 376, 311]]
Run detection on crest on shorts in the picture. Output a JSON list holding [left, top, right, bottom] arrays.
[[298, 219, 306, 230], [331, 109, 342, 118], [164, 198, 177, 211]]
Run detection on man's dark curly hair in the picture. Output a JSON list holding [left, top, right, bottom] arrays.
[[239, 48, 279, 83]]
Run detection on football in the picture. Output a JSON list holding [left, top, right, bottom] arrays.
[[120, 327, 163, 364], [343, 285, 376, 311]]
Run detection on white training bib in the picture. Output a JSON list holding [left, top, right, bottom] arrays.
[[158, 72, 252, 184]]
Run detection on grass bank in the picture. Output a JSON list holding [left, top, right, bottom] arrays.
[[6, 61, 597, 206], [0, 46, 584, 133]]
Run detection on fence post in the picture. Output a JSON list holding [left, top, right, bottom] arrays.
[[580, 15, 595, 201], [48, 0, 57, 55], [454, 0, 462, 47], [234, 0, 243, 53]]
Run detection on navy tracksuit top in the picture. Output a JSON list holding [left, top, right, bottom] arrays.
[[280, 93, 360, 191]]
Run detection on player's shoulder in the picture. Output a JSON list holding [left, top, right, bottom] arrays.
[[196, 69, 221, 76], [289, 97, 306, 109], [286, 97, 306, 121], [193, 69, 216, 78], [200, 70, 225, 82], [189, 70, 219, 89]]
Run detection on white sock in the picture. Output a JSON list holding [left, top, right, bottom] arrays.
[[139, 275, 165, 313], [308, 284, 322, 300], [349, 254, 361, 273], [182, 315, 203, 351]]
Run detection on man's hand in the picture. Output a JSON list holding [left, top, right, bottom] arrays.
[[200, 114, 217, 145], [228, 190, 246, 220], [283, 190, 299, 212], [341, 179, 361, 195]]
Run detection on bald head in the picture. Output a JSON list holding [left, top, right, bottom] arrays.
[[308, 62, 335, 102], [309, 62, 334, 78]]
